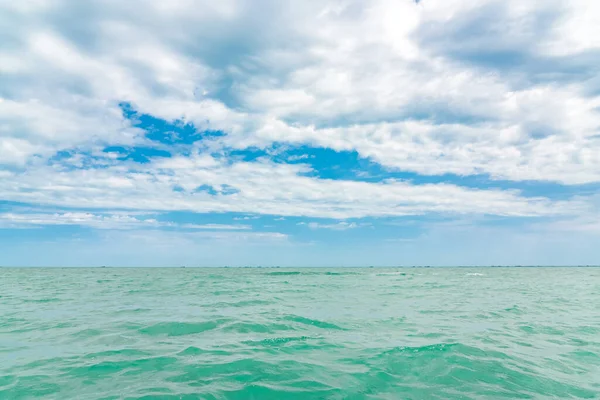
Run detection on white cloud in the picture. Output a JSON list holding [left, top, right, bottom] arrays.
[[0, 155, 589, 219], [304, 221, 361, 231], [0, 0, 599, 229], [0, 211, 252, 231]]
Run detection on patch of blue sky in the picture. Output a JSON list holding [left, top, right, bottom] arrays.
[[0, 200, 42, 211], [269, 145, 599, 200], [0, 223, 90, 240], [47, 149, 115, 170], [193, 185, 219, 196], [190, 184, 240, 196], [224, 147, 271, 163], [102, 145, 171, 163], [120, 102, 224, 145]]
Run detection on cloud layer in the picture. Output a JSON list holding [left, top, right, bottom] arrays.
[[1, 0, 599, 265]]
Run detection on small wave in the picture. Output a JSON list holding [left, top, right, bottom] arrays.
[[283, 315, 345, 330], [72, 328, 105, 338], [178, 346, 230, 357], [0, 376, 60, 398], [376, 272, 408, 276], [265, 270, 359, 277], [207, 299, 272, 308], [115, 307, 151, 314], [323, 271, 359, 276], [518, 324, 565, 336], [221, 321, 293, 334], [83, 349, 150, 360], [266, 271, 303, 276], [466, 273, 485, 276], [381, 342, 457, 355], [0, 375, 17, 389], [138, 320, 226, 336], [214, 384, 341, 399], [23, 298, 61, 303], [503, 305, 523, 314], [67, 356, 178, 378], [243, 336, 312, 347]]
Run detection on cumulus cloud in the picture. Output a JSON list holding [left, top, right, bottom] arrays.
[[0, 154, 588, 219], [301, 221, 362, 230], [0, 211, 253, 231], [0, 0, 599, 231]]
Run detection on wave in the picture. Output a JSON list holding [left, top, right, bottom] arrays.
[[137, 320, 227, 336], [266, 271, 303, 276], [266, 271, 359, 276], [283, 315, 345, 330]]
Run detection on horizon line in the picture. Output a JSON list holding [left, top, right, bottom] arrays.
[[1, 265, 599, 268]]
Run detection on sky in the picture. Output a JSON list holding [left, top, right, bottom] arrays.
[[1, 0, 599, 267]]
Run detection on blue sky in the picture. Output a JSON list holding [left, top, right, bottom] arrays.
[[1, 0, 599, 266]]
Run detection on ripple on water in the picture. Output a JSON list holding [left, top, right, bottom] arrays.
[[282, 315, 346, 330], [137, 320, 227, 336]]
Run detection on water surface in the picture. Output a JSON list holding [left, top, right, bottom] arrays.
[[1, 267, 599, 399]]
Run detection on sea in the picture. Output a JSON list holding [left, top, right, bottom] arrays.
[[1, 267, 599, 399]]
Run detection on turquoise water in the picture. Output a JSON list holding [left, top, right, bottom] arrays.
[[1, 267, 599, 399]]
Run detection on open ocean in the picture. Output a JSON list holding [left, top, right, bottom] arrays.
[[1, 267, 599, 399]]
